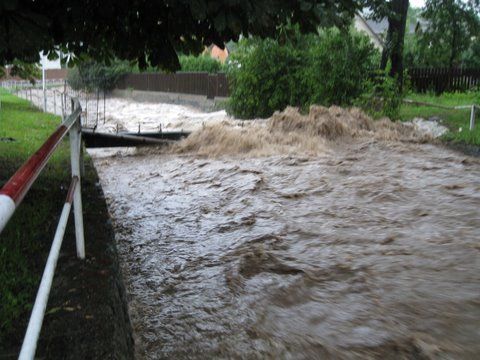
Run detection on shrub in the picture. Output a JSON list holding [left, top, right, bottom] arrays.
[[0, 60, 41, 85], [303, 28, 377, 107], [356, 63, 409, 120], [66, 66, 83, 90], [179, 55, 224, 73], [226, 38, 305, 119], [226, 28, 379, 119], [67, 60, 130, 91]]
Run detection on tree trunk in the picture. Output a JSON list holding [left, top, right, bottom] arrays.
[[381, 0, 410, 89], [380, 25, 394, 70]]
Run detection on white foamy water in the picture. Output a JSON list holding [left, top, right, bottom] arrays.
[[23, 88, 248, 133], [24, 88, 450, 138], [408, 117, 449, 138]]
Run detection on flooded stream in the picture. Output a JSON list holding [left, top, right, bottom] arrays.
[[92, 128, 480, 359]]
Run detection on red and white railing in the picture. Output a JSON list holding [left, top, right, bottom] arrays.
[[0, 98, 85, 360]]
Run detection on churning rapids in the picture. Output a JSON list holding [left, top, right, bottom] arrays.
[[90, 103, 480, 359]]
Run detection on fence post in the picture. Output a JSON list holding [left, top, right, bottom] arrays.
[[61, 92, 65, 118], [69, 99, 85, 259], [53, 91, 56, 114], [470, 105, 476, 131]]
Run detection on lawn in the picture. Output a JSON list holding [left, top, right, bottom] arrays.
[[0, 89, 134, 358], [399, 91, 480, 146], [0, 88, 71, 349]]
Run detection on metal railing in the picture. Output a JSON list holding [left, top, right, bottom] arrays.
[[13, 85, 105, 129], [0, 97, 85, 359], [0, 79, 65, 90], [403, 99, 479, 130]]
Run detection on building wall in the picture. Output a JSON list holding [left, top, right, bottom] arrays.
[[209, 45, 229, 63]]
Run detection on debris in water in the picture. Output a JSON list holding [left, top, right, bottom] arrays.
[[173, 105, 431, 157]]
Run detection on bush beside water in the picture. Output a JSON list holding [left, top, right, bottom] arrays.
[[67, 60, 130, 91], [226, 28, 382, 119], [179, 55, 224, 73]]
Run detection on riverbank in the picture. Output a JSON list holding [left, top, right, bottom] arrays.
[[0, 89, 133, 359], [400, 92, 480, 147]]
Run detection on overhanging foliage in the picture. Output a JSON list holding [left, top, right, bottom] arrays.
[[0, 0, 365, 71]]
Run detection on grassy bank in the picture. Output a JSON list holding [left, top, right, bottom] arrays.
[[400, 91, 480, 146], [0, 89, 133, 358], [0, 89, 70, 348]]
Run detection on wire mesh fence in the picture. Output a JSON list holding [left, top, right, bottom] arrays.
[[5, 81, 108, 130]]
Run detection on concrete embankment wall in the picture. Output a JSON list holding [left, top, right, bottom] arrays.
[[111, 89, 228, 112]]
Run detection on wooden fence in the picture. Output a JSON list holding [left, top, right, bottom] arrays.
[[115, 68, 479, 98], [408, 68, 480, 93], [116, 72, 229, 98]]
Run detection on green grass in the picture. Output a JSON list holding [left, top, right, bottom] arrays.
[[399, 91, 480, 146], [0, 88, 71, 349], [0, 89, 68, 159]]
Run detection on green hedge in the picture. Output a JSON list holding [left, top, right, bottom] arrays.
[[226, 28, 379, 119], [179, 55, 224, 73]]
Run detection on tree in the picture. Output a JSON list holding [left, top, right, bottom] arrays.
[[461, 39, 480, 67], [0, 61, 41, 84], [419, 0, 480, 69], [0, 0, 365, 71], [371, 0, 410, 87], [7, 61, 41, 83]]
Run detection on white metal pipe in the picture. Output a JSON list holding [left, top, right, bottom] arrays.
[[0, 194, 15, 233], [18, 201, 72, 360], [42, 60, 47, 112]]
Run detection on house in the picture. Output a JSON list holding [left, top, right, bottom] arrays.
[[354, 13, 423, 51], [354, 14, 388, 50], [204, 44, 229, 63]]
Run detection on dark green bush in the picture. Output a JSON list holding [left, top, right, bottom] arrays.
[[8, 60, 41, 84], [226, 28, 379, 119], [67, 60, 130, 91], [226, 38, 305, 119], [303, 28, 377, 107], [179, 55, 224, 73], [356, 69, 405, 120]]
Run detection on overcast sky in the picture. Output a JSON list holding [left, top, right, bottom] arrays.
[[410, 0, 425, 8]]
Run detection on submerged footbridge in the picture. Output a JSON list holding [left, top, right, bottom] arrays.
[[81, 128, 190, 148], [12, 85, 193, 148]]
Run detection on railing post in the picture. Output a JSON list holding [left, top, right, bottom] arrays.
[[470, 105, 476, 131], [70, 99, 85, 259], [61, 92, 65, 118]]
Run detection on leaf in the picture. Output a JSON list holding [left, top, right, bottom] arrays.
[[190, 0, 207, 20], [214, 12, 227, 32], [300, 1, 312, 12], [1, 0, 19, 11], [46, 306, 62, 315]]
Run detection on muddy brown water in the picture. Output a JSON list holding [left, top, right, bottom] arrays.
[[91, 139, 480, 359]]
